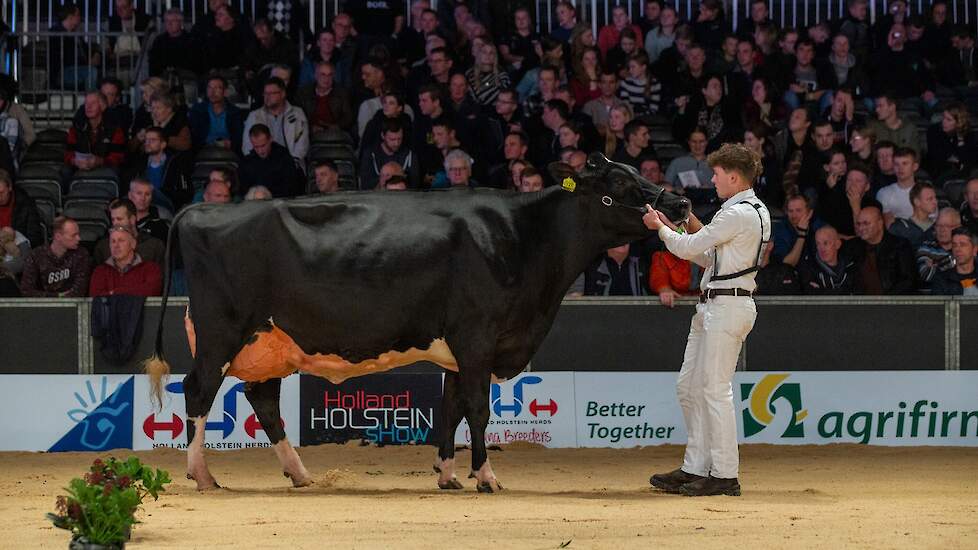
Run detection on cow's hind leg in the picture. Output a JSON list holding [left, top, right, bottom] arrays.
[[183, 364, 225, 490], [244, 377, 312, 487], [460, 369, 502, 493], [434, 371, 465, 490]]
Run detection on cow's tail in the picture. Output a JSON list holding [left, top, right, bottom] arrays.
[[142, 212, 181, 410]]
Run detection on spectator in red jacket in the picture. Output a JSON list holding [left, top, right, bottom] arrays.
[[649, 249, 703, 307], [597, 5, 644, 59], [63, 91, 126, 190], [89, 225, 162, 297]]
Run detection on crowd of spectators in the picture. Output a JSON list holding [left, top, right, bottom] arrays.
[[1, 0, 977, 301]]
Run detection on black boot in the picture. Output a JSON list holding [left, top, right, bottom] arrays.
[[650, 468, 706, 493], [679, 475, 741, 497]]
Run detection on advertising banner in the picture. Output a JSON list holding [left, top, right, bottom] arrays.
[[574, 372, 686, 447], [300, 373, 443, 446], [0, 372, 975, 451], [132, 375, 300, 451], [0, 375, 134, 452], [455, 373, 578, 447], [737, 371, 978, 446]]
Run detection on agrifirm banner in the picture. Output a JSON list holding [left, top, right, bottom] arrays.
[[299, 373, 443, 446], [737, 371, 978, 446], [132, 375, 300, 451], [455, 373, 578, 447]]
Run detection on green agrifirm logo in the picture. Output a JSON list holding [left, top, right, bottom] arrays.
[[740, 374, 807, 438], [817, 400, 978, 444]]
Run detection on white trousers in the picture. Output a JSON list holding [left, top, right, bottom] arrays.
[[676, 296, 757, 479]]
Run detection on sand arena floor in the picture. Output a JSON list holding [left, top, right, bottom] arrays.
[[4, 443, 976, 549]]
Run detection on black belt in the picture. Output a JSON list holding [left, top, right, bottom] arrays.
[[699, 288, 753, 303]]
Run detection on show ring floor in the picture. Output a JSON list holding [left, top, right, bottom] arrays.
[[6, 443, 976, 549]]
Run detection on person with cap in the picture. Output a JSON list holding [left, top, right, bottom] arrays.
[[642, 142, 771, 497]]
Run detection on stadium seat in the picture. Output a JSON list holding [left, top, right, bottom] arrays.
[[23, 144, 65, 162], [648, 126, 674, 144], [195, 145, 239, 168], [70, 167, 119, 186], [69, 180, 119, 200], [77, 219, 108, 253], [37, 221, 49, 244], [943, 179, 967, 206], [656, 143, 686, 164], [63, 198, 110, 225], [311, 127, 355, 147], [19, 146, 64, 171], [34, 128, 68, 146], [309, 143, 356, 162], [33, 199, 57, 233], [17, 180, 62, 207], [17, 164, 61, 181]]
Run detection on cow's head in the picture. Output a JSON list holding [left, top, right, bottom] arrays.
[[548, 152, 691, 232]]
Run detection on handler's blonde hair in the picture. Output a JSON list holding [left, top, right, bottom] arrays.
[[707, 142, 763, 184]]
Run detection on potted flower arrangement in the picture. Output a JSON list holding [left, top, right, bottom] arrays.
[[47, 457, 171, 549]]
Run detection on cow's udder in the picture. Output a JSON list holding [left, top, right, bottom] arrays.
[[185, 314, 459, 384]]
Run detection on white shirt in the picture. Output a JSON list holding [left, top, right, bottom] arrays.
[[876, 182, 914, 220], [657, 188, 771, 292]]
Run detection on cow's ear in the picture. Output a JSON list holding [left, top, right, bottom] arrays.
[[548, 162, 583, 193]]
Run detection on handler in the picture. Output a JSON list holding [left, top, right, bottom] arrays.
[[642, 143, 771, 497]]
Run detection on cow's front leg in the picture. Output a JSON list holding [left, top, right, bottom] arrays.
[[244, 377, 312, 487], [461, 370, 502, 493], [434, 371, 465, 490]]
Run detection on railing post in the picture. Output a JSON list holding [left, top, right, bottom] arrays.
[[945, 299, 960, 370], [78, 299, 93, 374], [592, 0, 598, 38]]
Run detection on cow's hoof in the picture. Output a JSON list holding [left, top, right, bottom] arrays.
[[438, 478, 464, 490], [476, 480, 503, 493], [284, 471, 314, 488], [187, 473, 221, 491]]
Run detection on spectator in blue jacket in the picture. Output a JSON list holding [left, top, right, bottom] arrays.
[[189, 75, 245, 154]]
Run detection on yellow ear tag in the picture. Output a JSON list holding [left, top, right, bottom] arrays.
[[562, 177, 577, 192]]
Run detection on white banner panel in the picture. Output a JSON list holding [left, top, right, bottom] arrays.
[[0, 375, 134, 452], [455, 373, 578, 447], [132, 375, 301, 450], [736, 371, 978, 446], [575, 372, 687, 447]]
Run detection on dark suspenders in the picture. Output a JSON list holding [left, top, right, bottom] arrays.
[[711, 200, 770, 282]]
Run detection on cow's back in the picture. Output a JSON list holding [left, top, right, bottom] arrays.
[[175, 190, 539, 361]]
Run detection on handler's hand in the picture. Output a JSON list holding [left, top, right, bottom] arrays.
[[643, 205, 665, 230]]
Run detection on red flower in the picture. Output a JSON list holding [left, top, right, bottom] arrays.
[[85, 471, 105, 485]]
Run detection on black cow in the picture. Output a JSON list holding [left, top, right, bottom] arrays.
[[145, 153, 690, 492]]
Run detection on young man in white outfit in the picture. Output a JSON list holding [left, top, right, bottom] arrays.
[[642, 142, 771, 497]]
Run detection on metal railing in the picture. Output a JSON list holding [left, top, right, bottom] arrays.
[[6, 0, 978, 128], [7, 30, 151, 126]]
